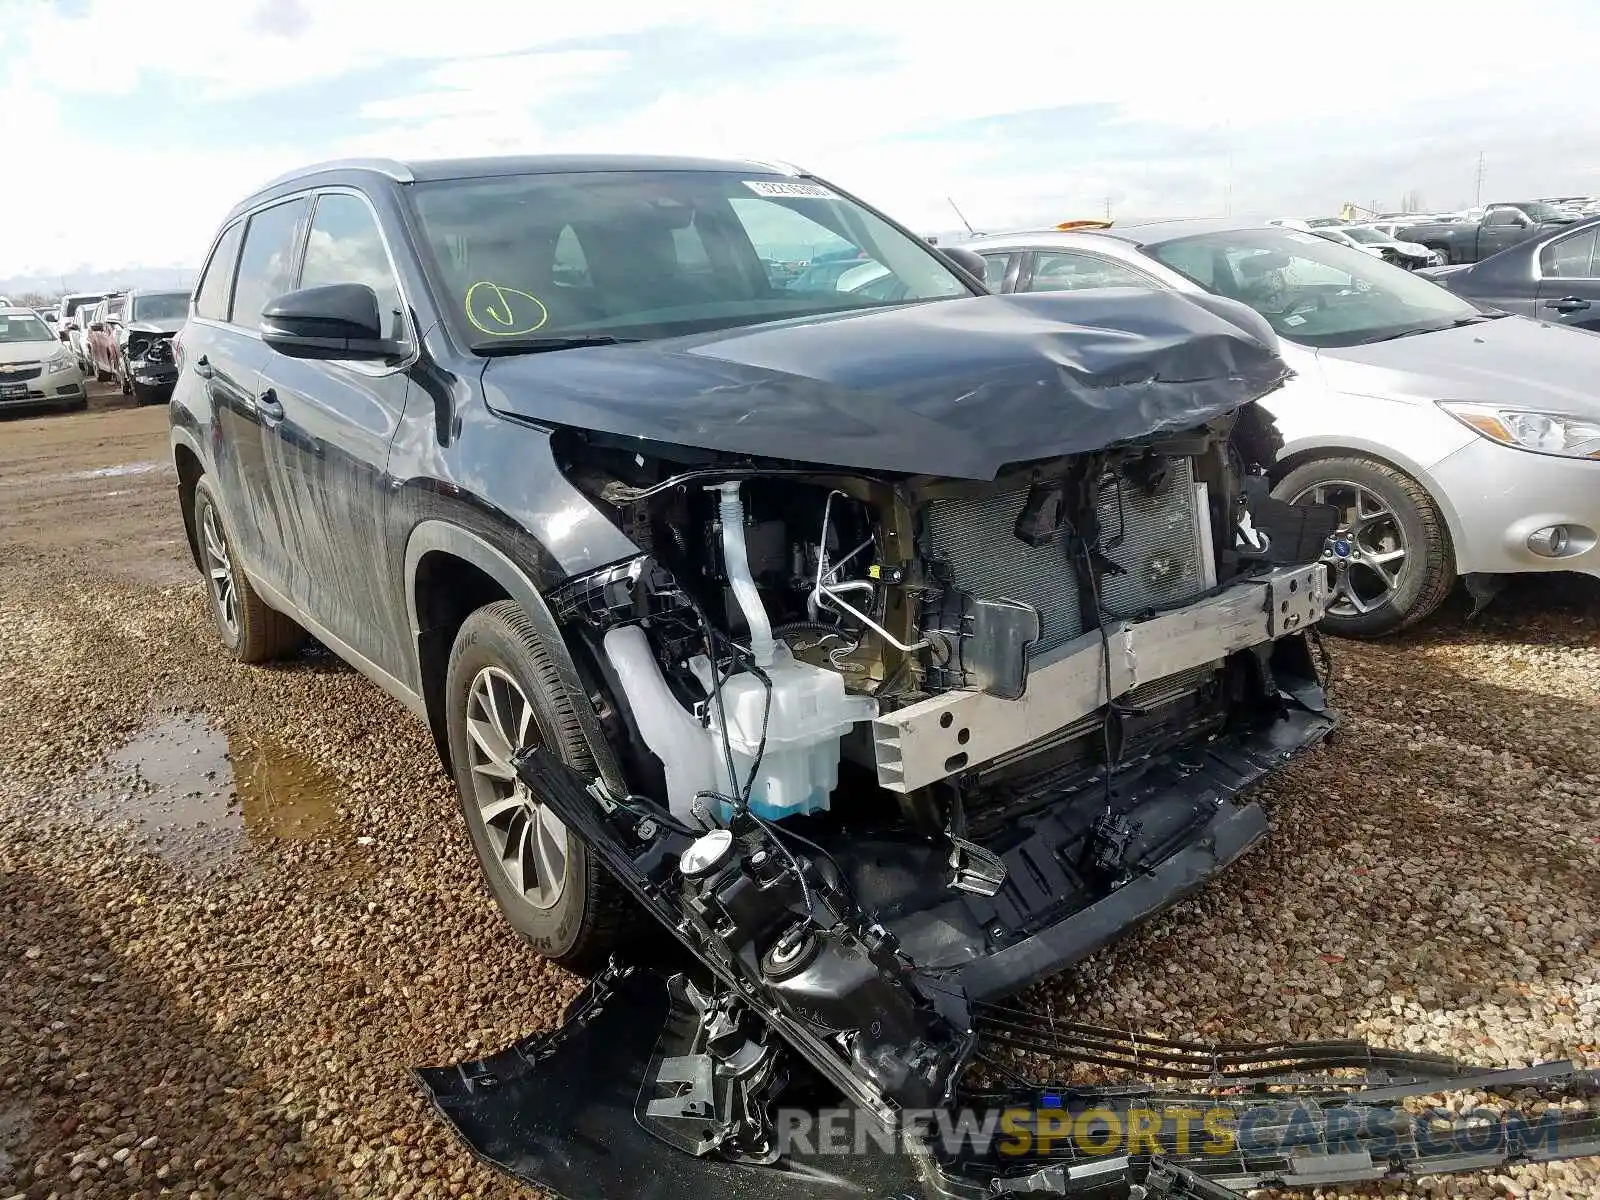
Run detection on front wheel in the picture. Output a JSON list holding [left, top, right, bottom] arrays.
[[444, 600, 631, 972], [1274, 456, 1455, 638]]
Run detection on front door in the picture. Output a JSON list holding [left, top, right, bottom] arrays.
[[1478, 207, 1532, 259], [255, 189, 415, 677], [218, 196, 311, 595], [1535, 227, 1600, 332]]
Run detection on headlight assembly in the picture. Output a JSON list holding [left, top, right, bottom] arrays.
[[45, 350, 75, 374], [1438, 402, 1600, 459]]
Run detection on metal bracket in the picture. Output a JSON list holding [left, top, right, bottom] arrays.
[[948, 834, 1007, 896]]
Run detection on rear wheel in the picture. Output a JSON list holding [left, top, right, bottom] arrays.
[[444, 600, 630, 972], [192, 476, 306, 662], [1275, 456, 1454, 637]]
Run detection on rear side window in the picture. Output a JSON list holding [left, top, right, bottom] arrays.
[[194, 222, 244, 321], [1541, 229, 1597, 278], [298, 193, 405, 339], [232, 198, 309, 330], [1025, 251, 1156, 292], [105, 295, 127, 321]]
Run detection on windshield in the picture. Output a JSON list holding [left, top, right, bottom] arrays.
[[1523, 202, 1575, 222], [132, 292, 189, 321], [62, 295, 103, 319], [1341, 226, 1390, 244], [1145, 227, 1481, 348], [0, 313, 53, 344], [408, 170, 973, 349]]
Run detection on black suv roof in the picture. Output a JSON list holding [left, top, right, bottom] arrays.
[[230, 154, 802, 222]]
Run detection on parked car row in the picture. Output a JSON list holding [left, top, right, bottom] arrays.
[[1420, 214, 1600, 332], [12, 288, 192, 410], [1302, 199, 1596, 266]]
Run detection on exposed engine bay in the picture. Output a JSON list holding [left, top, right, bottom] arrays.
[[414, 303, 1600, 1195]]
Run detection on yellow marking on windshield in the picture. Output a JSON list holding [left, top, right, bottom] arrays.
[[465, 282, 549, 336]]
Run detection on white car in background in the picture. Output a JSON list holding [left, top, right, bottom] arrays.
[[961, 220, 1600, 636], [0, 305, 87, 414], [1308, 226, 1387, 258], [57, 291, 106, 373]]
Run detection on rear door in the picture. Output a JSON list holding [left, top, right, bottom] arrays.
[[194, 198, 309, 590], [1534, 227, 1600, 331], [254, 188, 415, 676]]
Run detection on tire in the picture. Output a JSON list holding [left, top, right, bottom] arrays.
[[444, 600, 631, 972], [1274, 456, 1454, 638], [131, 382, 162, 406], [192, 476, 305, 662]]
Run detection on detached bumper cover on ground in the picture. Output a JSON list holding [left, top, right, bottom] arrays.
[[411, 716, 1600, 1199], [415, 967, 1600, 1199]]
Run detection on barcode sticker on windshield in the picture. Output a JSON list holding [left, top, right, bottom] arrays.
[[744, 179, 837, 200]]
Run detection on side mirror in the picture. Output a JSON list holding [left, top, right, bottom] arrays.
[[260, 283, 406, 361], [59, 330, 70, 343], [939, 246, 990, 287]]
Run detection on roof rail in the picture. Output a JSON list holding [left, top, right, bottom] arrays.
[[253, 157, 415, 192], [743, 158, 807, 177]]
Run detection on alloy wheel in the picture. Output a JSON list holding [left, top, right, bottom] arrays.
[[200, 502, 239, 638], [1292, 480, 1409, 617], [463, 666, 568, 910]]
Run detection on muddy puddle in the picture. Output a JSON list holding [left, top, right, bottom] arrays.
[[73, 714, 355, 869]]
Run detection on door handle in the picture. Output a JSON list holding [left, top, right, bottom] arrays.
[[256, 387, 285, 422], [1544, 296, 1591, 313], [193, 354, 215, 379]]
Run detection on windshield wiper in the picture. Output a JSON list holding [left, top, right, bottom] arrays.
[[474, 335, 639, 357], [1355, 314, 1506, 344]]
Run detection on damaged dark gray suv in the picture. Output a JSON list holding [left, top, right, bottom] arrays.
[[175, 156, 1600, 1199]]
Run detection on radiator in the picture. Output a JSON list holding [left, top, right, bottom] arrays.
[[921, 459, 1210, 661]]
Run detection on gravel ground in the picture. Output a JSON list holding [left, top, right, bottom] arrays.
[[2, 389, 1597, 1199]]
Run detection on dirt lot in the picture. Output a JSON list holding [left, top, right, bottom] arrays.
[[1, 388, 1597, 1200]]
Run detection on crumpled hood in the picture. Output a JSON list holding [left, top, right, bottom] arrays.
[[0, 339, 57, 366], [482, 290, 1288, 479], [1319, 315, 1600, 418], [124, 318, 182, 336]]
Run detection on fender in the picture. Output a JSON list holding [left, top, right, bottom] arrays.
[[403, 520, 627, 796], [1275, 431, 1469, 564], [169, 425, 208, 571]]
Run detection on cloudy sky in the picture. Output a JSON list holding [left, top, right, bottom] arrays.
[[4, 0, 1599, 287]]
